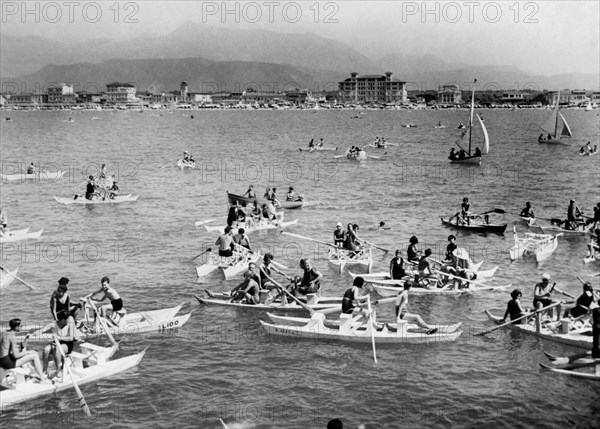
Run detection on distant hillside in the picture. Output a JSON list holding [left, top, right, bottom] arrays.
[[2, 58, 346, 93]]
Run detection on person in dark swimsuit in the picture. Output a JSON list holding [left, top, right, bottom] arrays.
[[389, 250, 406, 280], [85, 176, 96, 200], [520, 202, 534, 219], [42, 313, 76, 378], [0, 318, 48, 384], [500, 290, 526, 324], [243, 185, 256, 199], [294, 259, 322, 295], [445, 235, 457, 262], [333, 222, 345, 247], [342, 277, 366, 315], [49, 277, 80, 322], [406, 236, 420, 263], [564, 282, 594, 319]]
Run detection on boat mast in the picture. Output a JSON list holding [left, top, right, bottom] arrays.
[[553, 91, 560, 138], [468, 79, 476, 155]]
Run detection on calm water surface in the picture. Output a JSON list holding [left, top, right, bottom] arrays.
[[1, 109, 599, 428]]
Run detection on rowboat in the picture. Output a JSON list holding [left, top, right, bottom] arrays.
[[538, 91, 573, 144], [54, 194, 139, 205], [441, 217, 507, 234], [17, 303, 190, 343], [372, 282, 511, 296], [299, 147, 338, 152], [227, 192, 303, 210], [1, 171, 66, 182], [539, 352, 600, 380], [0, 228, 43, 243], [203, 218, 298, 234], [0, 267, 18, 289], [484, 309, 592, 349], [261, 312, 463, 344], [195, 251, 260, 280], [195, 291, 341, 313], [327, 247, 373, 273], [346, 150, 367, 161], [0, 343, 147, 410], [508, 226, 560, 262], [177, 159, 196, 169]]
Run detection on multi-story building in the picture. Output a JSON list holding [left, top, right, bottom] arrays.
[[7, 93, 47, 106], [499, 90, 527, 104], [437, 84, 463, 105], [546, 90, 590, 105], [338, 72, 407, 104], [47, 83, 75, 104], [105, 82, 140, 105]]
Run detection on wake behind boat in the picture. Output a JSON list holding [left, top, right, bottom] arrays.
[[203, 218, 298, 234], [1, 171, 66, 182], [54, 194, 139, 205]]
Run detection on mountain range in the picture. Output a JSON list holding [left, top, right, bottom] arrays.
[[2, 22, 598, 92]]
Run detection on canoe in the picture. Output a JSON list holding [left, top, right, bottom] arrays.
[[54, 194, 139, 205], [367, 143, 397, 149], [0, 267, 18, 289], [441, 217, 507, 234], [227, 192, 303, 210], [533, 223, 592, 236], [328, 247, 373, 273], [540, 361, 600, 380], [195, 251, 260, 280], [0, 343, 146, 409], [18, 303, 190, 343], [345, 150, 368, 161], [449, 155, 481, 165], [299, 147, 338, 152], [484, 309, 592, 349], [0, 228, 43, 243], [508, 226, 560, 262], [261, 312, 462, 344], [373, 282, 511, 296], [1, 171, 66, 182], [177, 159, 196, 169], [195, 292, 341, 313], [203, 219, 298, 234]]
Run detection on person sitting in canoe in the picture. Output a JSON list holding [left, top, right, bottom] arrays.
[[27, 162, 35, 174], [233, 228, 251, 250], [89, 277, 126, 326], [456, 122, 465, 129], [1, 319, 50, 385], [271, 188, 282, 207], [308, 139, 315, 149], [444, 235, 458, 262], [579, 146, 587, 155], [460, 198, 472, 224], [230, 270, 261, 305], [341, 277, 382, 329], [520, 202, 534, 219], [333, 222, 345, 247], [264, 187, 274, 202], [226, 206, 238, 228], [585, 141, 592, 152], [292, 259, 322, 296], [85, 175, 98, 200], [243, 185, 256, 199], [533, 274, 558, 315], [499, 289, 527, 325], [393, 281, 438, 335], [183, 151, 191, 162], [286, 186, 302, 202], [215, 226, 235, 257], [42, 313, 76, 380], [108, 178, 119, 199], [566, 199, 584, 230], [266, 201, 283, 224], [318, 138, 324, 147], [449, 148, 457, 160], [538, 134, 545, 141], [563, 282, 595, 319], [235, 203, 247, 223], [50, 278, 80, 322], [343, 223, 361, 256], [414, 249, 438, 288], [406, 236, 421, 263], [389, 249, 406, 280], [458, 150, 466, 159]]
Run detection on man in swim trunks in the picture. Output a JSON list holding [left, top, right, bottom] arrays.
[[0, 318, 49, 385], [89, 276, 125, 325], [230, 270, 261, 304], [215, 227, 235, 257], [394, 281, 438, 334]]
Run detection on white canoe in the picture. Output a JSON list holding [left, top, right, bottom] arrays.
[[328, 248, 373, 273], [373, 282, 512, 296], [508, 226, 560, 262], [1, 171, 66, 182], [0, 228, 43, 243], [203, 219, 298, 234], [177, 159, 196, 169], [0, 267, 18, 289], [0, 343, 146, 409], [345, 150, 368, 161], [540, 353, 600, 380], [195, 252, 260, 280], [299, 147, 338, 152], [485, 309, 592, 349], [54, 194, 139, 205], [261, 312, 462, 344], [195, 292, 341, 313], [18, 303, 190, 343]]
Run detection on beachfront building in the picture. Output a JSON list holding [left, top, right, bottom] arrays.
[[438, 84, 463, 105], [105, 82, 141, 105], [499, 90, 527, 104], [338, 72, 407, 104], [47, 83, 75, 104], [5, 92, 47, 106], [546, 90, 590, 106]]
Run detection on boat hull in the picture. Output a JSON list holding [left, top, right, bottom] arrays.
[[227, 192, 303, 209], [374, 283, 511, 296], [449, 155, 481, 165], [195, 294, 340, 313], [1, 171, 66, 182], [299, 147, 338, 152], [441, 218, 507, 234], [54, 194, 139, 205], [177, 159, 196, 169], [204, 219, 298, 234]]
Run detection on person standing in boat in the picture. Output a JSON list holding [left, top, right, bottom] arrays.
[[89, 277, 125, 325], [389, 249, 406, 280], [567, 199, 584, 230], [215, 226, 235, 257], [499, 289, 527, 324], [333, 222, 346, 247], [243, 185, 256, 200], [85, 175, 97, 200], [394, 281, 438, 335], [474, 147, 482, 156], [533, 273, 558, 313], [563, 282, 595, 319], [520, 202, 535, 219], [318, 138, 324, 147], [108, 178, 119, 199], [50, 278, 80, 322], [308, 139, 315, 149], [233, 228, 251, 250], [271, 188, 283, 207], [226, 205, 238, 228], [0, 318, 50, 385], [461, 198, 472, 225], [42, 313, 76, 379], [407, 236, 421, 263]]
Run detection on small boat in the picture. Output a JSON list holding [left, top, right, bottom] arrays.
[[203, 218, 298, 234], [261, 312, 463, 344], [0, 343, 146, 410], [195, 291, 341, 313], [579, 149, 598, 156], [508, 226, 561, 262], [367, 142, 398, 149], [1, 171, 66, 182], [346, 149, 368, 161], [0, 267, 18, 289], [372, 282, 511, 297], [434, 125, 446, 129], [299, 147, 338, 152], [327, 247, 373, 273], [0, 228, 43, 244], [403, 124, 417, 128], [484, 309, 592, 349], [534, 222, 592, 236], [227, 192, 303, 210], [195, 251, 260, 280], [440, 217, 507, 234], [177, 159, 196, 169], [54, 194, 139, 205], [539, 352, 600, 380], [538, 91, 572, 144]]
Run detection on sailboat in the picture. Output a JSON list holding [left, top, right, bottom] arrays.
[[448, 79, 489, 165], [538, 91, 572, 143]]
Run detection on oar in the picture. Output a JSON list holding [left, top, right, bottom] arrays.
[[267, 276, 341, 315], [191, 247, 212, 262], [0, 264, 36, 290], [361, 239, 388, 253], [280, 231, 338, 249], [477, 207, 507, 216], [194, 219, 217, 227], [219, 418, 231, 429], [232, 242, 289, 270], [432, 269, 504, 289], [366, 296, 377, 363], [53, 335, 92, 416], [334, 154, 347, 159], [476, 301, 563, 336], [553, 287, 575, 300], [87, 299, 119, 348]]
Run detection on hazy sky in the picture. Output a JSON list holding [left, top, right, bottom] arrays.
[[1, 0, 598, 76]]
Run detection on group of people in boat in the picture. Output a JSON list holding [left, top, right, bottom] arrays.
[[84, 164, 119, 200], [308, 138, 325, 149], [182, 151, 195, 164], [448, 147, 482, 160], [333, 222, 365, 257], [347, 146, 365, 157], [372, 137, 387, 148], [538, 133, 555, 141], [0, 276, 126, 385], [578, 142, 598, 155]]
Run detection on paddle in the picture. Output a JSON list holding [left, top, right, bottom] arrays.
[[478, 207, 507, 216], [232, 242, 289, 270], [267, 276, 341, 315], [476, 301, 562, 336], [366, 295, 377, 363], [0, 264, 36, 290], [361, 239, 388, 253], [281, 231, 338, 249], [87, 299, 119, 348], [191, 247, 212, 262], [553, 287, 575, 300], [53, 335, 92, 416]]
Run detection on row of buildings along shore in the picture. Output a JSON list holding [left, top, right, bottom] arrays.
[[2, 72, 599, 110]]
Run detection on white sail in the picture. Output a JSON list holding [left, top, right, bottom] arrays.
[[558, 112, 573, 137], [477, 114, 489, 154]]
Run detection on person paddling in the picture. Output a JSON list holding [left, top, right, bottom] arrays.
[[520, 202, 534, 219], [499, 289, 527, 324], [89, 277, 125, 326]]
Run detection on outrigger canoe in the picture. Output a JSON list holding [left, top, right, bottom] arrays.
[[1, 171, 66, 182], [177, 159, 196, 169], [441, 217, 507, 234], [484, 309, 592, 349], [195, 251, 260, 280], [261, 312, 463, 344], [54, 194, 139, 205], [299, 147, 338, 152], [195, 291, 341, 313], [328, 247, 373, 273], [0, 267, 18, 289], [0, 343, 146, 409], [203, 219, 298, 234], [508, 226, 560, 262], [0, 228, 43, 244], [227, 192, 303, 210], [539, 351, 600, 380]]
